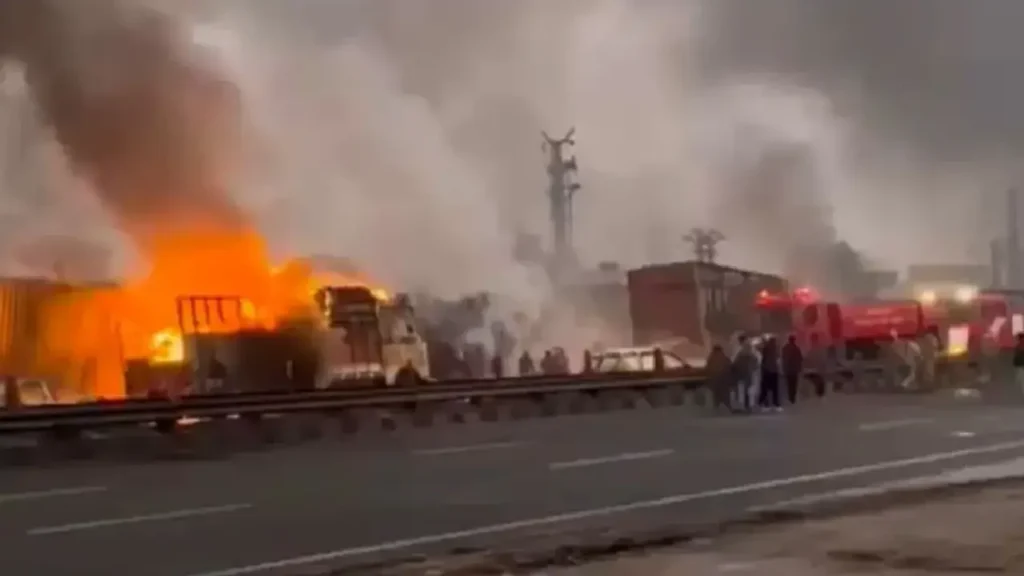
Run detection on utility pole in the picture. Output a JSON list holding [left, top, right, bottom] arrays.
[[542, 127, 581, 271], [683, 228, 725, 264], [1008, 188, 1020, 288]]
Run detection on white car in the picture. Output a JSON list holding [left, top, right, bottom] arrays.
[[592, 347, 703, 373], [0, 378, 58, 407]]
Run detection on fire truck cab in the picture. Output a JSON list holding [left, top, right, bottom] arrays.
[[754, 287, 843, 349], [915, 286, 1024, 360]]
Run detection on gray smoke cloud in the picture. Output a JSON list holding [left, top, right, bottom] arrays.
[[0, 0, 1016, 301], [0, 0, 247, 255]]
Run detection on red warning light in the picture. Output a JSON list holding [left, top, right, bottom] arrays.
[[756, 289, 779, 306], [793, 286, 817, 303]]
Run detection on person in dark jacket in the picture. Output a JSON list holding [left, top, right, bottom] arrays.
[[706, 345, 733, 411], [781, 335, 804, 405], [1013, 333, 1024, 395], [540, 350, 556, 374], [759, 337, 782, 411], [518, 350, 535, 376], [652, 347, 665, 372], [490, 354, 504, 379]]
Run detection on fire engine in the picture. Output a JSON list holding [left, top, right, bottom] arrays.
[[754, 288, 929, 359], [838, 299, 928, 359], [914, 283, 1024, 361], [754, 286, 843, 349]]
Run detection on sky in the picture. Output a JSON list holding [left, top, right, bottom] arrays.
[[0, 0, 1021, 300]]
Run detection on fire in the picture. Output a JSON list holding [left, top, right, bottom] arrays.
[[149, 328, 184, 365], [33, 225, 389, 400]]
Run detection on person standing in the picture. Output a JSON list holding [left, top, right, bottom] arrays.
[[759, 337, 782, 412], [540, 350, 556, 374], [804, 334, 828, 398], [706, 344, 733, 411], [518, 350, 535, 376], [732, 334, 759, 412], [490, 353, 504, 379], [781, 334, 804, 405], [1013, 333, 1024, 395]]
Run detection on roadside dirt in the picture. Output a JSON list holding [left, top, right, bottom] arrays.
[[550, 482, 1024, 575]]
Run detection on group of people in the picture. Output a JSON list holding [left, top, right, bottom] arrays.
[[515, 347, 571, 377], [705, 332, 834, 413]]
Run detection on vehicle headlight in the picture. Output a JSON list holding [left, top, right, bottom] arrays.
[[918, 290, 937, 305], [954, 286, 978, 303]]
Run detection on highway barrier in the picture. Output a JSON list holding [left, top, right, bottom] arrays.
[[0, 372, 713, 432], [0, 365, 901, 466]]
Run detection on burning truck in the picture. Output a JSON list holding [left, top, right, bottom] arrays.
[[0, 256, 432, 405], [0, 1, 443, 404]]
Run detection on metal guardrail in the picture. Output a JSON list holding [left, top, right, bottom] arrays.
[[0, 365, 886, 434], [5, 370, 707, 417], [0, 374, 706, 433]]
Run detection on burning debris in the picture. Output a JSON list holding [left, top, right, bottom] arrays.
[[0, 0, 398, 399]]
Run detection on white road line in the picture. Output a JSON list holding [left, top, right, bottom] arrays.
[[412, 441, 523, 456], [548, 449, 675, 471], [27, 503, 252, 536], [186, 438, 1024, 576], [0, 485, 107, 505], [858, 418, 932, 432]]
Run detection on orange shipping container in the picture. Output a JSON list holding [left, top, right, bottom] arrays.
[[0, 278, 124, 401]]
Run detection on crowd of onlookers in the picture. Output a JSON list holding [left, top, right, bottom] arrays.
[[506, 332, 842, 413], [701, 332, 838, 413]]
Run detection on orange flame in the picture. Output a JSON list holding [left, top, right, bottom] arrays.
[[35, 225, 389, 400]]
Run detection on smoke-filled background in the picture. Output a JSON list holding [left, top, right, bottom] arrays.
[[0, 0, 1018, 298]]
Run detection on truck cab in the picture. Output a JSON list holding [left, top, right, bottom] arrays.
[[754, 287, 842, 349], [316, 287, 430, 386]]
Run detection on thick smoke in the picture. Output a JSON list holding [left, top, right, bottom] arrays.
[[0, 0, 246, 252], [179, 0, 1008, 286], [0, 0, 1016, 302]]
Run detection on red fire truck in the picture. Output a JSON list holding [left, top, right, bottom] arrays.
[[914, 285, 1024, 360], [753, 286, 843, 349], [754, 288, 929, 358]]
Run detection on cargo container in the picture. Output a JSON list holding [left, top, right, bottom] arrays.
[[627, 261, 787, 359], [0, 278, 124, 402]]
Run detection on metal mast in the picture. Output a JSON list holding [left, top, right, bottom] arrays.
[[542, 127, 581, 269], [1008, 188, 1021, 288], [683, 228, 725, 264]]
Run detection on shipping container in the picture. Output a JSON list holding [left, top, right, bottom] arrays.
[[0, 278, 124, 402], [627, 261, 787, 356]]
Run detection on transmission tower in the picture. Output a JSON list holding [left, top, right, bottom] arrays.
[[1008, 188, 1021, 288], [542, 127, 581, 268], [683, 228, 725, 264]]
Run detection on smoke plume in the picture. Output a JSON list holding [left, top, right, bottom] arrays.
[[0, 0, 1017, 302], [0, 0, 245, 253]]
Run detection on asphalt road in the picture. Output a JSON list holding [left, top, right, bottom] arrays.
[[4, 396, 1024, 576]]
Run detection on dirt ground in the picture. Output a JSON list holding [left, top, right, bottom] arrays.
[[549, 483, 1024, 575]]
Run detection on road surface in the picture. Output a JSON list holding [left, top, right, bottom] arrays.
[[3, 396, 1024, 576]]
